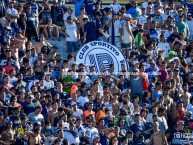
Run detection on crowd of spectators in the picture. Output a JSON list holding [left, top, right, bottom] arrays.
[[1, 0, 193, 144]]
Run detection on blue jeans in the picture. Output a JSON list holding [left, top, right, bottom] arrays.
[[67, 41, 79, 53], [98, 36, 107, 42]]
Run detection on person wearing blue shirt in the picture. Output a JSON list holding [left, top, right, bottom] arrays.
[[25, 5, 39, 42], [0, 27, 11, 48], [145, 63, 159, 84], [126, 1, 141, 20], [84, 0, 95, 19], [92, 11, 107, 42], [131, 113, 145, 144], [149, 21, 161, 42], [22, 95, 36, 115], [26, 0, 44, 28], [83, 17, 96, 44], [56, 1, 64, 26], [41, 120, 55, 136], [50, 59, 60, 80], [72, 0, 84, 17]]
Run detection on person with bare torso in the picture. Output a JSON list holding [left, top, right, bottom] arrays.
[[26, 128, 41, 145], [1, 121, 15, 145], [34, 34, 52, 54], [14, 29, 27, 58], [148, 122, 168, 145], [47, 101, 58, 125]]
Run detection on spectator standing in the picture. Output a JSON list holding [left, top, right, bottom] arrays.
[[107, 11, 122, 50]]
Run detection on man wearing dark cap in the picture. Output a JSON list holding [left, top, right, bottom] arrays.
[[0, 27, 11, 48], [93, 11, 108, 42], [107, 11, 122, 49]]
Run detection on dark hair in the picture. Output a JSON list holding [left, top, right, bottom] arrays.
[[142, 91, 150, 102], [158, 107, 165, 113], [155, 81, 162, 87]]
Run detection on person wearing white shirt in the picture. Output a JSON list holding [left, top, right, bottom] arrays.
[[137, 8, 147, 25], [64, 16, 79, 54], [108, 11, 122, 49], [162, 8, 171, 22], [77, 89, 89, 108], [109, 0, 121, 12], [64, 122, 80, 145], [85, 120, 98, 144], [157, 35, 170, 58], [27, 106, 44, 124], [164, 25, 173, 39], [72, 102, 83, 117], [6, 1, 18, 30], [146, 106, 157, 123], [141, 0, 153, 9], [44, 73, 54, 89]]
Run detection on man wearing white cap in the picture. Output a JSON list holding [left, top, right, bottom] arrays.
[[147, 122, 168, 145], [170, 120, 186, 145], [92, 134, 101, 145]]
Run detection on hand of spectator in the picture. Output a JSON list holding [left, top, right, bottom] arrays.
[[83, 38, 86, 44]]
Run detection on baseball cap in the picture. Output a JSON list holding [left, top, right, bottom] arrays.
[[89, 64, 95, 68], [186, 111, 192, 116], [52, 45, 58, 49], [133, 61, 139, 65], [125, 14, 132, 19], [113, 11, 119, 15], [134, 112, 140, 117], [7, 120, 13, 124], [92, 134, 99, 142], [171, 61, 176, 64], [16, 28, 22, 33], [67, 16, 73, 20], [39, 34, 44, 38], [174, 67, 180, 71], [188, 13, 192, 16], [190, 63, 193, 67], [79, 63, 85, 67], [174, 57, 179, 60], [153, 122, 159, 126], [67, 7, 73, 11], [177, 120, 184, 125], [34, 122, 42, 127], [150, 63, 156, 67], [8, 0, 14, 3], [71, 102, 77, 106], [76, 116, 82, 121], [95, 11, 102, 16], [4, 27, 11, 31], [44, 72, 51, 76]]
